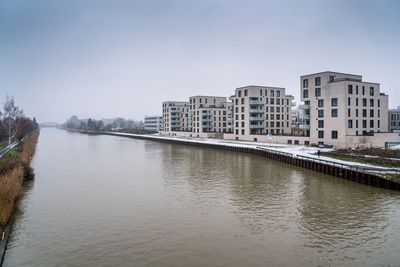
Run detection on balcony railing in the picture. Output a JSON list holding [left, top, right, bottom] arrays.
[[249, 109, 264, 113], [249, 116, 264, 121], [299, 114, 310, 120], [249, 124, 264, 129], [249, 100, 264, 105], [299, 124, 310, 129], [299, 104, 310, 109]]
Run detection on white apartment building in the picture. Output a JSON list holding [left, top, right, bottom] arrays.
[[300, 71, 389, 147], [189, 96, 232, 135], [144, 115, 163, 132], [389, 107, 400, 133], [162, 101, 191, 132], [230, 86, 293, 141]]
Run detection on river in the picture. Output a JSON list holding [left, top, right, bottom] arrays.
[[3, 128, 400, 266]]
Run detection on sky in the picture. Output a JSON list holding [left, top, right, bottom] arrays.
[[1, 0, 399, 123]]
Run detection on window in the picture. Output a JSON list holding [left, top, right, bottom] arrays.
[[303, 89, 309, 98], [348, 108, 351, 117], [318, 110, 324, 118], [362, 86, 365, 95], [356, 120, 359, 128], [370, 120, 374, 128], [270, 98, 274, 105], [241, 98, 244, 105], [331, 109, 338, 117], [378, 99, 380, 107], [270, 90, 274, 97], [362, 98, 367, 107], [244, 90, 248, 96], [303, 79, 309, 88], [370, 87, 374, 96], [318, 130, 324, 138], [362, 120, 367, 128], [362, 109, 367, 117], [356, 98, 359, 106], [331, 98, 338, 106], [315, 88, 321, 97], [318, 99, 324, 107], [318, 120, 324, 128], [370, 99, 374, 107], [348, 120, 353, 128], [329, 76, 334, 82], [277, 91, 281, 97], [331, 131, 338, 139], [378, 110, 380, 118], [315, 77, 321, 86], [356, 85, 359, 95], [370, 109, 374, 117], [348, 84, 353, 94]]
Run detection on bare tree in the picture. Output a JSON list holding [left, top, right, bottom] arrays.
[[0, 96, 24, 146]]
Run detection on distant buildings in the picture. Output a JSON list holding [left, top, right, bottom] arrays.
[[144, 116, 163, 132], [389, 107, 400, 133], [153, 71, 399, 148]]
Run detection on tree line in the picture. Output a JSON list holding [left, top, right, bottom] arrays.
[[64, 115, 145, 132]]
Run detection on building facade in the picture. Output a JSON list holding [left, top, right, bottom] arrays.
[[300, 71, 389, 147], [230, 86, 293, 140], [389, 107, 400, 133], [144, 115, 163, 132], [162, 101, 191, 132], [189, 96, 232, 135]]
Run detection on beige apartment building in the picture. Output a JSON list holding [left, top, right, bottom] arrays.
[[162, 101, 191, 132], [229, 86, 293, 141], [189, 96, 232, 135], [300, 71, 389, 147]]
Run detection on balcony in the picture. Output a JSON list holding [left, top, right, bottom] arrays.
[[249, 124, 264, 129], [249, 109, 264, 113], [249, 100, 264, 105], [299, 114, 310, 120], [202, 118, 212, 122], [249, 116, 264, 121], [299, 124, 310, 129], [299, 104, 310, 109]]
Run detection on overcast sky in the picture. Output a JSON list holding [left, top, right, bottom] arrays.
[[1, 0, 399, 123]]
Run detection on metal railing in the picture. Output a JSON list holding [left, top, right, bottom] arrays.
[[255, 146, 400, 175], [0, 142, 19, 159]]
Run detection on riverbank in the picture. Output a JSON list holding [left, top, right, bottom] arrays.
[[65, 129, 400, 190], [0, 132, 39, 265]]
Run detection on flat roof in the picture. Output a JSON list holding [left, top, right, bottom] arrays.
[[236, 85, 285, 90], [189, 95, 227, 98], [300, 71, 362, 78]]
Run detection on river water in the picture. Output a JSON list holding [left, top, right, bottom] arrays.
[[3, 128, 400, 266]]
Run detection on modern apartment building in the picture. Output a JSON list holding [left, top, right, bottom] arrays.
[[189, 96, 232, 135], [389, 107, 400, 132], [230, 86, 293, 140], [300, 71, 389, 146], [144, 115, 163, 132], [162, 101, 191, 132]]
